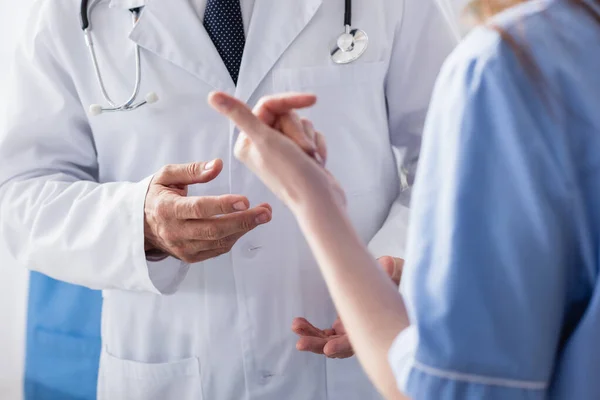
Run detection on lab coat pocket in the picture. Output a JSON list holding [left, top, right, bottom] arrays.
[[98, 349, 203, 400], [272, 62, 391, 195], [272, 61, 387, 90]]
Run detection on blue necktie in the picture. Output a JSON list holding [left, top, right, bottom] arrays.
[[204, 0, 246, 85]]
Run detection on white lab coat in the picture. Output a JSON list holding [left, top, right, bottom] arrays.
[[0, 0, 457, 398]]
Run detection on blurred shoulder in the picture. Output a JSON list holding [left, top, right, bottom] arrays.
[[436, 1, 561, 91], [28, 0, 84, 34], [440, 0, 591, 95], [35, 0, 82, 18]]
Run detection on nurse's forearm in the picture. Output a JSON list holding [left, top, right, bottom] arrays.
[[294, 196, 410, 400]]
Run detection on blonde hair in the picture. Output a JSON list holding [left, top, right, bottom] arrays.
[[466, 0, 525, 21], [464, 0, 600, 111], [466, 0, 600, 22]]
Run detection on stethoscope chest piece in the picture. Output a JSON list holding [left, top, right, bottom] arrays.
[[330, 25, 368, 65]]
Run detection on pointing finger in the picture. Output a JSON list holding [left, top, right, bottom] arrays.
[[254, 93, 317, 126], [208, 92, 272, 144]]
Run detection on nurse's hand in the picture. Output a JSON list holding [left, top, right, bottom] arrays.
[[143, 160, 272, 264], [207, 92, 345, 211], [293, 256, 403, 359]]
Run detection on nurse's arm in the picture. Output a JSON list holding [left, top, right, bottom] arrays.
[[210, 92, 410, 400], [368, 0, 458, 259], [297, 191, 411, 400]]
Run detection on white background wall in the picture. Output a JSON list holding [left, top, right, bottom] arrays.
[[0, 1, 34, 399]]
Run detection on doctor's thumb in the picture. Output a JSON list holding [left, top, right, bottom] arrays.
[[154, 160, 224, 186]]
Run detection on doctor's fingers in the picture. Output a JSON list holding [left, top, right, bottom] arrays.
[[177, 248, 232, 264], [323, 337, 354, 359], [296, 336, 353, 358], [253, 93, 317, 127], [292, 317, 328, 338], [172, 231, 247, 262], [154, 159, 224, 187], [296, 336, 328, 354], [181, 206, 272, 241], [172, 194, 252, 220]]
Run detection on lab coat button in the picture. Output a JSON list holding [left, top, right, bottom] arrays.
[[245, 244, 262, 258], [258, 370, 275, 385]]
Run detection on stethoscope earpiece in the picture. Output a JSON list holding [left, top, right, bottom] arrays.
[[145, 92, 159, 104], [89, 104, 103, 116], [88, 92, 160, 116]]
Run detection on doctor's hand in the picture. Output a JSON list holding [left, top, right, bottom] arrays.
[[208, 92, 346, 211], [292, 256, 404, 359], [144, 160, 272, 264]]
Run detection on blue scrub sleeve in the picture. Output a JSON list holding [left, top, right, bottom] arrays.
[[390, 30, 575, 399]]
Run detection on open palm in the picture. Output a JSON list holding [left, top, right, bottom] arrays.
[[292, 256, 403, 359], [292, 316, 354, 358]]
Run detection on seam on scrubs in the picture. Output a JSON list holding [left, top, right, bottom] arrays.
[[412, 360, 548, 390]]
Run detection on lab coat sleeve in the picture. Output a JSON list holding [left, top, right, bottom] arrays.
[[367, 0, 459, 259], [0, 2, 188, 295], [389, 30, 571, 399]]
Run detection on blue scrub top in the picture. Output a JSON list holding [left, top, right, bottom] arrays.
[[25, 273, 102, 400], [389, 0, 600, 398]]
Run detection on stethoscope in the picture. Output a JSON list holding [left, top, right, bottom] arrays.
[[330, 0, 369, 65], [80, 0, 368, 116], [80, 0, 158, 116]]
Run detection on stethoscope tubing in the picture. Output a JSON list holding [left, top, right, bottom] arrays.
[[80, 0, 364, 113], [82, 0, 147, 113]]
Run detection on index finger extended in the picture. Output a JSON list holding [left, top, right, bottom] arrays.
[[253, 93, 317, 126], [208, 92, 272, 144]]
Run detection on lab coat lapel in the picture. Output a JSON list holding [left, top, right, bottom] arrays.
[[235, 0, 324, 103], [128, 0, 236, 91]]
